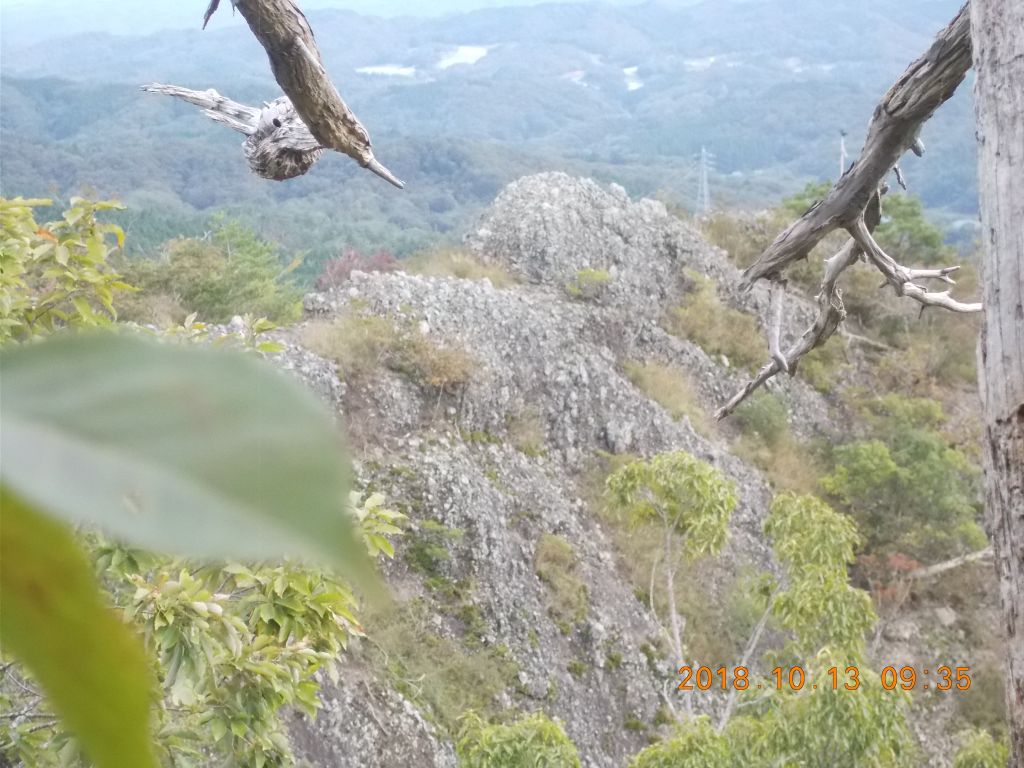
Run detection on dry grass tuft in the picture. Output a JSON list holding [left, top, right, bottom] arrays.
[[623, 361, 715, 437], [534, 533, 588, 634], [507, 408, 547, 457], [403, 248, 516, 289], [302, 314, 476, 393], [663, 271, 764, 371]]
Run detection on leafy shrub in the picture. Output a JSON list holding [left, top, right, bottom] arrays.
[[796, 337, 848, 392], [953, 730, 1010, 768], [302, 314, 476, 393], [314, 247, 399, 291], [733, 390, 788, 448], [534, 533, 588, 633], [729, 392, 822, 493], [0, 214, 391, 768], [606, 452, 737, 668], [623, 361, 713, 437], [1, 420, 402, 768], [456, 711, 581, 768], [634, 493, 914, 768], [122, 218, 302, 324], [875, 193, 953, 267], [956, 664, 1008, 738], [821, 395, 984, 563], [567, 659, 588, 678], [403, 248, 516, 288], [0, 197, 131, 343], [407, 519, 465, 577], [765, 492, 875, 657], [664, 271, 763, 371], [97, 493, 401, 766], [606, 451, 737, 559], [727, 493, 910, 766], [564, 268, 611, 301], [630, 716, 730, 768]]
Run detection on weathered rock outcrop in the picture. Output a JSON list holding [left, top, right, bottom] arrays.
[[278, 173, 834, 766]]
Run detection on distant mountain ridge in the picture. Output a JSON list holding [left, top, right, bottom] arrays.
[[0, 0, 975, 261]]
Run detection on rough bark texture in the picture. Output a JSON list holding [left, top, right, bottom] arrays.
[[165, 0, 404, 186], [972, 0, 1024, 762], [142, 84, 325, 180], [719, 5, 981, 418], [741, 4, 972, 287]]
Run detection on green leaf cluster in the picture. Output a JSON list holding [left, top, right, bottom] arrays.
[[0, 196, 132, 343], [953, 729, 1011, 768], [764, 493, 873, 657], [629, 716, 729, 768], [606, 450, 737, 558], [456, 711, 581, 768], [822, 395, 985, 563], [563, 268, 611, 301], [630, 493, 913, 768], [874, 193, 952, 267], [0, 328, 394, 768]]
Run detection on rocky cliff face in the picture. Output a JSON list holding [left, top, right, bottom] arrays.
[[268, 174, 972, 767]]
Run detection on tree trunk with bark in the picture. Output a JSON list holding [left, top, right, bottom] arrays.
[[971, 0, 1024, 762]]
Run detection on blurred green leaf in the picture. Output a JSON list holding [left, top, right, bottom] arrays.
[[0, 489, 157, 768], [0, 332, 371, 581]]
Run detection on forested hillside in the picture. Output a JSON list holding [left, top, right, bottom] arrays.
[[1, 0, 975, 269]]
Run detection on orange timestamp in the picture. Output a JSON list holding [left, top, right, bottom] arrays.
[[677, 665, 972, 692]]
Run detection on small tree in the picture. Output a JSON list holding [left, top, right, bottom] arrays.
[[631, 493, 914, 768], [606, 451, 737, 714], [124, 218, 302, 324]]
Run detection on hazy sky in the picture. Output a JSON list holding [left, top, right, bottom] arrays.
[[1, 0, 618, 43]]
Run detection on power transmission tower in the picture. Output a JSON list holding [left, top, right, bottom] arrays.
[[695, 146, 714, 215]]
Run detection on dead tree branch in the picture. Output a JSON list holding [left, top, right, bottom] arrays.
[[848, 218, 981, 313], [740, 5, 972, 287], [907, 547, 993, 580], [717, 4, 981, 417], [147, 0, 403, 186], [716, 196, 879, 419]]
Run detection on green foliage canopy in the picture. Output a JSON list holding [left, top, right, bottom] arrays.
[[822, 395, 985, 562], [123, 218, 302, 324], [630, 492, 913, 768], [456, 711, 581, 768], [605, 451, 737, 558], [0, 200, 391, 768]]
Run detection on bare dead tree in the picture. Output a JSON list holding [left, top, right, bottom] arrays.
[[144, 0, 403, 187], [716, 4, 979, 420], [971, 0, 1024, 761], [720, 1, 1023, 757]]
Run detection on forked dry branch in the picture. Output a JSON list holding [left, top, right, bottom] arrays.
[[717, 3, 980, 419], [144, 0, 403, 187]]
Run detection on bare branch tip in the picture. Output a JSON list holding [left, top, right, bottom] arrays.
[[364, 157, 405, 189]]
